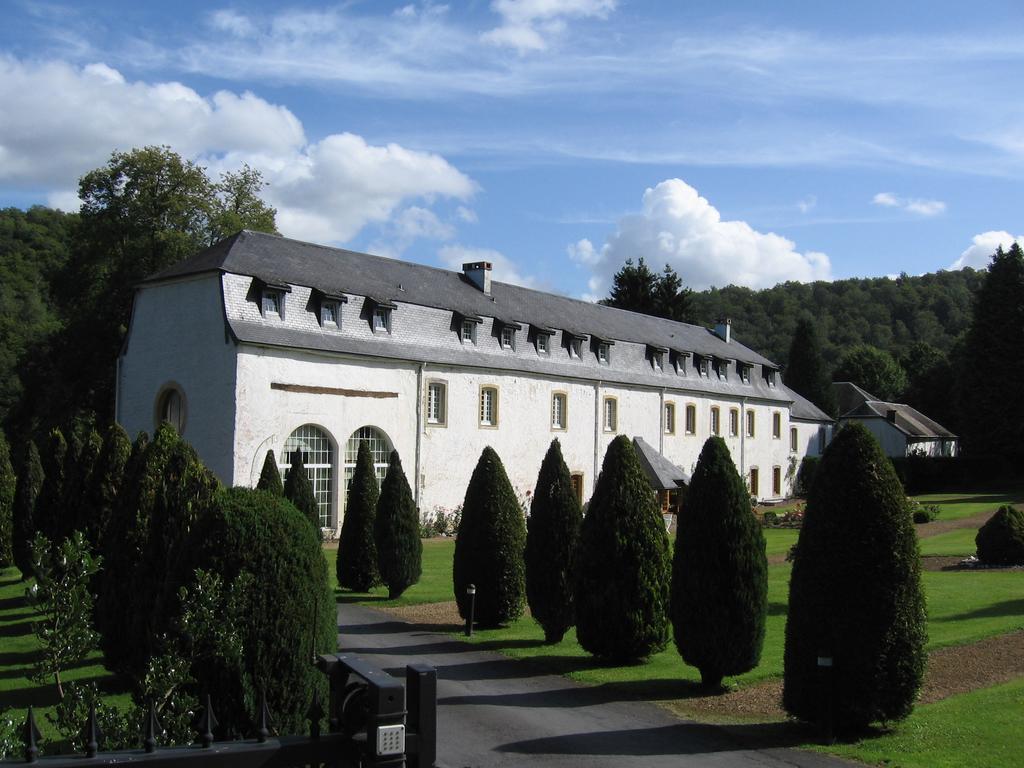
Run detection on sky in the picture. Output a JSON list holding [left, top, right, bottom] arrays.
[[2, 0, 1023, 300]]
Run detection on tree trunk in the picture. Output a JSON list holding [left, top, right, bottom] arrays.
[[700, 669, 724, 692]]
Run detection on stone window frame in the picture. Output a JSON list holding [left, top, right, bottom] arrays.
[[479, 385, 499, 428], [426, 380, 448, 427], [551, 391, 568, 431]]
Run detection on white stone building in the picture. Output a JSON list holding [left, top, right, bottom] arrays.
[[116, 230, 833, 533], [833, 382, 958, 458]]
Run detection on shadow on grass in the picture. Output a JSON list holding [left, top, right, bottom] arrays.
[[335, 591, 391, 605], [0, 672, 119, 711], [925, 493, 1023, 506], [0, 594, 28, 612], [933, 598, 1024, 622], [767, 601, 788, 617], [0, 619, 34, 638]]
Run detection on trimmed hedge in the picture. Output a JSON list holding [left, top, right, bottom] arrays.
[[975, 505, 1024, 565], [337, 441, 380, 592], [575, 435, 670, 662], [188, 487, 336, 736], [672, 436, 767, 689], [283, 449, 320, 535], [784, 423, 926, 733], [525, 439, 582, 644], [374, 450, 421, 599], [453, 447, 526, 627]]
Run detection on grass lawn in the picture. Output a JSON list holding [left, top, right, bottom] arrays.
[[919, 528, 979, 557], [817, 677, 1024, 768], [762, 528, 799, 558], [912, 491, 1024, 522], [327, 538, 455, 606], [0, 567, 130, 748]]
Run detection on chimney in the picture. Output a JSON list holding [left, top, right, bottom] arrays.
[[463, 261, 492, 295], [714, 317, 731, 343]]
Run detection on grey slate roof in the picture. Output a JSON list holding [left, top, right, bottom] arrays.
[[145, 230, 835, 407], [788, 388, 833, 423], [149, 230, 774, 366], [633, 437, 691, 490], [833, 382, 956, 439]]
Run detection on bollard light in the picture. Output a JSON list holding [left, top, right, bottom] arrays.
[[465, 584, 476, 637]]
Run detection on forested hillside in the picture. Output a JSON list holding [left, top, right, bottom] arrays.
[[689, 270, 985, 369]]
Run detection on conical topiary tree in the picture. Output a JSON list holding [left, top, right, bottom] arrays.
[[65, 423, 102, 538], [337, 441, 380, 592], [525, 439, 582, 643], [784, 422, 926, 733], [453, 447, 526, 627], [975, 505, 1024, 565], [284, 449, 320, 536], [575, 435, 670, 662], [256, 449, 284, 496], [13, 439, 43, 579], [671, 436, 767, 689], [374, 450, 422, 599], [35, 427, 67, 543], [86, 422, 131, 550], [0, 432, 15, 569]]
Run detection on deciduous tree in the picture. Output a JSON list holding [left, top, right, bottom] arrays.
[[832, 343, 907, 402]]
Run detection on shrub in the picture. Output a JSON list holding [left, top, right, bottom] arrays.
[[575, 435, 670, 662], [85, 422, 131, 550], [189, 487, 336, 735], [525, 439, 583, 644], [783, 423, 927, 733], [283, 449, 320, 535], [975, 505, 1024, 565], [794, 456, 820, 497], [672, 437, 767, 689], [96, 425, 219, 682], [12, 439, 43, 579], [419, 506, 461, 537], [34, 428, 67, 543], [94, 431, 148, 664], [374, 450, 422, 599], [337, 441, 380, 592], [453, 447, 526, 627], [25, 531, 101, 701], [256, 449, 284, 496], [909, 499, 941, 524], [63, 420, 102, 540], [0, 432, 14, 568], [762, 510, 778, 527]]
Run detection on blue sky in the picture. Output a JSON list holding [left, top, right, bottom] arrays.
[[2, 0, 1023, 299]]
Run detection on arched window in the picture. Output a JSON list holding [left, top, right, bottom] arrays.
[[155, 385, 186, 433], [281, 425, 334, 528], [343, 426, 391, 510]]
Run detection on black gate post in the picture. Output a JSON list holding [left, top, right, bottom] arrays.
[[405, 663, 437, 768]]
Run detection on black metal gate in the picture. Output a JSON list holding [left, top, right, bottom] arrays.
[[5, 654, 436, 768]]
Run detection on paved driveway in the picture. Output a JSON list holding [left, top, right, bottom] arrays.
[[338, 605, 854, 768]]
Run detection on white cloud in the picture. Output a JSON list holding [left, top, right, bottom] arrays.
[[577, 179, 831, 294], [950, 230, 1024, 270], [797, 195, 817, 213], [872, 191, 946, 216], [482, 0, 617, 53], [456, 206, 478, 223], [439, 244, 538, 288], [369, 206, 456, 258], [566, 237, 599, 265], [0, 56, 474, 246]]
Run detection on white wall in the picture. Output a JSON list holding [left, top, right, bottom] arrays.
[[117, 274, 238, 482]]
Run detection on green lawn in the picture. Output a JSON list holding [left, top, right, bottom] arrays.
[[0, 567, 130, 748], [818, 677, 1024, 768], [912, 491, 1024, 522], [763, 528, 799, 558], [919, 528, 979, 557], [327, 538, 455, 606]]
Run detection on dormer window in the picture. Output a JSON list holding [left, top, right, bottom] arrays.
[[653, 352, 664, 371], [763, 367, 777, 387], [739, 364, 751, 384], [569, 338, 583, 358], [696, 355, 710, 377], [673, 352, 688, 375], [461, 319, 476, 343], [314, 290, 346, 329], [536, 333, 550, 354], [373, 306, 391, 332], [256, 280, 290, 320], [716, 359, 729, 380], [500, 326, 515, 349], [597, 343, 610, 364], [262, 290, 282, 318]]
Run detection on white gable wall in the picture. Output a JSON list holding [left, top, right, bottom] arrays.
[[117, 274, 238, 482]]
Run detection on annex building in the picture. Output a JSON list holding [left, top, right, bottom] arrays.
[[116, 230, 833, 532]]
